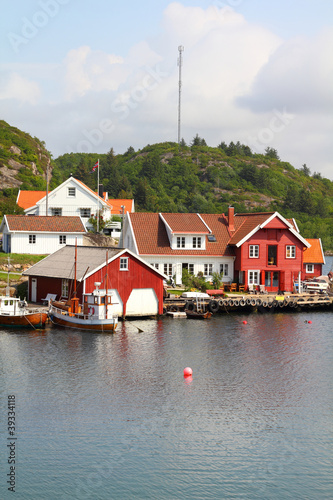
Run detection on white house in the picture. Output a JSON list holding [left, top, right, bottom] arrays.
[[0, 215, 86, 254], [16, 176, 112, 230], [121, 212, 235, 285]]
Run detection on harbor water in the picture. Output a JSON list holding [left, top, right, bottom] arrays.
[[0, 258, 332, 499]]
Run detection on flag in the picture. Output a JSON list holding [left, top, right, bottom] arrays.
[[90, 161, 98, 173]]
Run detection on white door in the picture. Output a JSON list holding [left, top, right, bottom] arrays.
[[31, 279, 37, 302], [126, 288, 158, 316]]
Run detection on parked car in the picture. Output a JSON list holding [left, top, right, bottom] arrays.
[[303, 278, 329, 293]]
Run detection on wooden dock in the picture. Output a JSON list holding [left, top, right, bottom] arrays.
[[164, 293, 333, 314]]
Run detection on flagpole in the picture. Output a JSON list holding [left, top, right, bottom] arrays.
[[97, 159, 99, 233]]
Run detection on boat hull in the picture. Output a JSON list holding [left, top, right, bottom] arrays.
[[185, 310, 212, 319], [50, 312, 117, 332], [0, 312, 48, 328]]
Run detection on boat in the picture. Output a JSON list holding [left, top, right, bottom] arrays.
[[0, 295, 48, 328], [48, 246, 118, 332], [0, 258, 47, 328], [185, 294, 212, 319], [185, 309, 212, 319]]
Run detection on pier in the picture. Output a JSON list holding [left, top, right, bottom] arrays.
[[164, 292, 333, 314]]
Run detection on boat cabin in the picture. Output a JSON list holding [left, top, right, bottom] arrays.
[[82, 282, 118, 320]]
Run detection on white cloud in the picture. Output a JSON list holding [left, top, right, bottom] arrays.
[[0, 2, 332, 179], [0, 72, 40, 104]]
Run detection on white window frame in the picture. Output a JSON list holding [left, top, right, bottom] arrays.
[[164, 264, 173, 276], [286, 245, 296, 259], [80, 208, 91, 218], [120, 257, 128, 270], [249, 245, 259, 258], [248, 270, 260, 285], [306, 264, 314, 273], [51, 207, 62, 216], [29, 234, 36, 244], [67, 187, 76, 197], [220, 263, 229, 276], [151, 263, 159, 269], [177, 236, 185, 248], [204, 264, 213, 277], [61, 279, 69, 298], [59, 235, 66, 245], [192, 237, 202, 249]]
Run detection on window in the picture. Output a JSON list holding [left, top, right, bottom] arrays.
[[204, 264, 213, 276], [220, 263, 229, 276], [61, 279, 69, 298], [248, 270, 260, 285], [51, 207, 62, 216], [249, 245, 259, 258], [151, 263, 159, 269], [68, 187, 76, 197], [177, 237, 185, 248], [80, 208, 91, 218], [29, 235, 36, 244], [286, 245, 296, 258], [59, 235, 66, 245], [120, 257, 128, 270], [306, 264, 314, 273], [188, 264, 194, 274], [268, 245, 277, 265], [192, 237, 202, 248], [207, 234, 216, 242], [164, 264, 173, 276]]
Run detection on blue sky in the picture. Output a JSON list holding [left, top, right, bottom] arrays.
[[1, 0, 332, 178]]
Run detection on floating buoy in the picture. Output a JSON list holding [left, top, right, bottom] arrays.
[[183, 367, 193, 377], [308, 320, 312, 324], [243, 320, 247, 325]]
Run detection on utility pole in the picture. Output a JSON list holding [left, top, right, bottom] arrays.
[[177, 45, 184, 145]]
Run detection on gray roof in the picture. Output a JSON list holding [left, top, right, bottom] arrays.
[[23, 245, 122, 280]]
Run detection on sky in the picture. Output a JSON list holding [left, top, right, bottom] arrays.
[[1, 0, 332, 179]]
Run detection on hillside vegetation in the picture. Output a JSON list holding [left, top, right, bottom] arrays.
[[0, 119, 332, 251], [53, 140, 333, 250]]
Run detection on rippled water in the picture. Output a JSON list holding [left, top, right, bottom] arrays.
[[1, 302, 332, 499]]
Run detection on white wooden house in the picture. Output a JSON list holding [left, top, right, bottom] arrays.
[[0, 215, 86, 254], [16, 176, 112, 230], [121, 212, 236, 285]]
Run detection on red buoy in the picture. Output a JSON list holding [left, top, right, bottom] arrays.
[[183, 367, 193, 377], [243, 320, 247, 325], [308, 320, 312, 324]]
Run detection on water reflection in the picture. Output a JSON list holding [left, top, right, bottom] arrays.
[[0, 310, 332, 499]]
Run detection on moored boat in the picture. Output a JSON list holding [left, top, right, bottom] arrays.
[[0, 295, 47, 328], [185, 309, 212, 319], [49, 284, 118, 332], [48, 245, 118, 332]]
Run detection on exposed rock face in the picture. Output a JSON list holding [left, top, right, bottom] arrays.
[[9, 145, 21, 155], [8, 158, 25, 170]]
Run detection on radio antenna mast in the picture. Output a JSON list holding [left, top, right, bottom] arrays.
[[177, 45, 184, 145]]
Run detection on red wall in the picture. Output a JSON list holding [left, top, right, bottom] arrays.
[[84, 253, 164, 315], [29, 252, 164, 315], [235, 227, 305, 292], [302, 263, 322, 281]]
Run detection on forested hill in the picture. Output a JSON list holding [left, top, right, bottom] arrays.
[[0, 118, 332, 251], [53, 141, 333, 250]]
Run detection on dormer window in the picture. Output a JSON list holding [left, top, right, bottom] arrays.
[[193, 237, 202, 249], [177, 237, 185, 248], [68, 187, 76, 197]]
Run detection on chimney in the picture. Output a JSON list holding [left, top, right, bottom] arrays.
[[228, 206, 235, 232], [98, 184, 104, 198]]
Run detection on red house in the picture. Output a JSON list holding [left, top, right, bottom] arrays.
[[228, 208, 310, 292], [23, 246, 167, 317]]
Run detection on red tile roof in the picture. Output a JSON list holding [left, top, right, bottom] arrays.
[[105, 198, 134, 215], [161, 213, 209, 234], [5, 215, 86, 233], [17, 191, 45, 209], [129, 213, 234, 256], [129, 211, 304, 257], [303, 239, 324, 263]]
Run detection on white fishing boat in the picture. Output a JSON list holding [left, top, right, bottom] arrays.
[[49, 246, 118, 332]]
